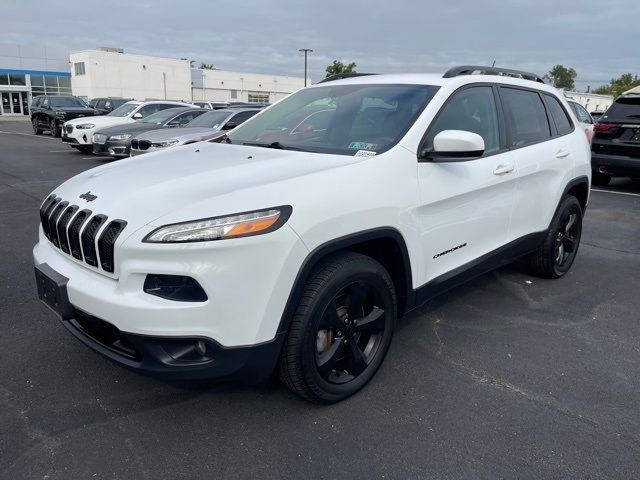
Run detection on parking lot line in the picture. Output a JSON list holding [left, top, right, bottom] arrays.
[[592, 189, 640, 198], [0, 130, 57, 140]]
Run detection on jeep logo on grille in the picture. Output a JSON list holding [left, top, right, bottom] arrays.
[[79, 191, 98, 202]]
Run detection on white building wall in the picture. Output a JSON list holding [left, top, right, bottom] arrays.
[[191, 69, 304, 103], [563, 91, 614, 114], [70, 50, 192, 101]]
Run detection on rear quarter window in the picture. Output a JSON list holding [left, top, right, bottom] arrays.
[[500, 87, 551, 147], [544, 95, 574, 135]]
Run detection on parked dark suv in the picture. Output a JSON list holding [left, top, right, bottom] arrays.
[[30, 95, 98, 137], [88, 97, 132, 115], [591, 94, 640, 186]]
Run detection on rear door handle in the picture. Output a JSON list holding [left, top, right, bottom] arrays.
[[493, 164, 514, 175], [556, 149, 570, 158]]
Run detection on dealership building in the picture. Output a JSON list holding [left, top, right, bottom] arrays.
[[0, 44, 72, 116], [0, 43, 305, 115]]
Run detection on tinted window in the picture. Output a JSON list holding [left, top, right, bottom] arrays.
[[187, 110, 233, 128], [602, 97, 640, 120], [570, 102, 592, 124], [137, 104, 163, 117], [89, 98, 98, 108], [171, 110, 205, 124], [228, 110, 258, 125], [96, 99, 107, 109], [545, 95, 573, 135], [501, 88, 551, 147], [427, 86, 500, 155], [49, 97, 87, 108]]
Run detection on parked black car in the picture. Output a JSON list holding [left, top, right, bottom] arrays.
[[591, 94, 640, 186], [88, 97, 132, 115], [92, 107, 206, 157], [30, 95, 98, 137]]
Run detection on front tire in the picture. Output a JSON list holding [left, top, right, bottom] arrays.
[[278, 252, 396, 403], [32, 118, 43, 135], [591, 171, 611, 187], [529, 196, 583, 278]]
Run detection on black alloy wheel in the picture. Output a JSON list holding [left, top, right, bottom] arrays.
[[279, 252, 396, 403], [530, 195, 583, 278]]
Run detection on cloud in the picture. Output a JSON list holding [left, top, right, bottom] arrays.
[[4, 0, 637, 88]]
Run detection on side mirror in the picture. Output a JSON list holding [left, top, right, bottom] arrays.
[[133, 112, 143, 120], [222, 121, 237, 130], [420, 130, 485, 162]]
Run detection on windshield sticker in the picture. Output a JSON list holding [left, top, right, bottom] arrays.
[[349, 142, 378, 150], [354, 150, 377, 158]]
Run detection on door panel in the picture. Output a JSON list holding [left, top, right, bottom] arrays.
[[415, 85, 516, 283]]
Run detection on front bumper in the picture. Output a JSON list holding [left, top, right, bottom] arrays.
[[62, 127, 94, 145], [93, 139, 131, 157], [35, 262, 284, 382], [591, 152, 640, 177]]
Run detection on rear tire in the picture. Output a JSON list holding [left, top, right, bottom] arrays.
[[591, 171, 611, 187], [529, 196, 583, 279], [278, 252, 396, 403], [49, 118, 61, 137]]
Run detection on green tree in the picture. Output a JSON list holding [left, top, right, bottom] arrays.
[[200, 63, 216, 70], [592, 73, 640, 97], [545, 65, 577, 90], [325, 60, 357, 78]]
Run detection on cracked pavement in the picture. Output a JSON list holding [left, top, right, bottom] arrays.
[[1, 120, 639, 479]]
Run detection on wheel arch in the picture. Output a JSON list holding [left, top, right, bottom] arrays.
[[563, 175, 590, 213], [276, 228, 414, 336]]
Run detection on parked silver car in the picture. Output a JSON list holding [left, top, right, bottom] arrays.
[[129, 108, 261, 156]]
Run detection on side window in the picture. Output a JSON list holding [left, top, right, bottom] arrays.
[[104, 100, 112, 110], [500, 88, 551, 147], [157, 103, 180, 112], [89, 99, 98, 108], [544, 95, 573, 135], [572, 103, 592, 124], [229, 110, 258, 125], [42, 97, 50, 108], [173, 111, 202, 125], [136, 104, 162, 117], [427, 86, 500, 155], [95, 99, 106, 110]]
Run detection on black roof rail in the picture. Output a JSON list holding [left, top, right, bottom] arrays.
[[443, 65, 545, 83], [318, 73, 378, 83]]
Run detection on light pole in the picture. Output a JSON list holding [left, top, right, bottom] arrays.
[[299, 48, 313, 86]]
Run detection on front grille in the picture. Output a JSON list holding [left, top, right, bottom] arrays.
[[39, 195, 127, 274], [65, 124, 73, 134]]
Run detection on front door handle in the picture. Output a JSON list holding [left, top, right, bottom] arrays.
[[493, 164, 514, 175], [556, 149, 570, 158]]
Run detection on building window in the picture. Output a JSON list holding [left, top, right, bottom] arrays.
[[230, 90, 238, 99], [74, 62, 86, 76], [9, 74, 26, 86], [0, 74, 8, 85], [248, 92, 269, 104]]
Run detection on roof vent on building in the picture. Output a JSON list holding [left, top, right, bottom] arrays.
[[97, 47, 124, 54]]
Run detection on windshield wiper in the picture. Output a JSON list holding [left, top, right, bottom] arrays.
[[242, 141, 305, 151]]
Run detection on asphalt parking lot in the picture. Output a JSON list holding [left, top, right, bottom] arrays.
[[1, 119, 639, 480]]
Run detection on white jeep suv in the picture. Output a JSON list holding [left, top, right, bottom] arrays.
[[34, 66, 591, 403]]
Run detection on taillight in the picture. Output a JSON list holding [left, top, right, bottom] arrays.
[[594, 123, 616, 132]]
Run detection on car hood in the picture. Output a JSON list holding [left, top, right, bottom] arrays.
[[134, 126, 219, 143], [51, 142, 360, 229], [97, 122, 169, 136], [65, 115, 134, 127]]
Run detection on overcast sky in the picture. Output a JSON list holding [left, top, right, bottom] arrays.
[[4, 0, 638, 89]]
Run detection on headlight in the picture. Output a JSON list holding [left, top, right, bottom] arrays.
[[143, 206, 292, 243], [151, 139, 179, 148], [109, 134, 132, 140], [76, 123, 95, 129], [55, 111, 66, 117]]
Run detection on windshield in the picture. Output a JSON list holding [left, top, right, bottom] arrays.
[[108, 102, 140, 117], [141, 109, 185, 125], [228, 83, 439, 155], [50, 97, 87, 108], [603, 97, 640, 120], [186, 110, 232, 128]]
